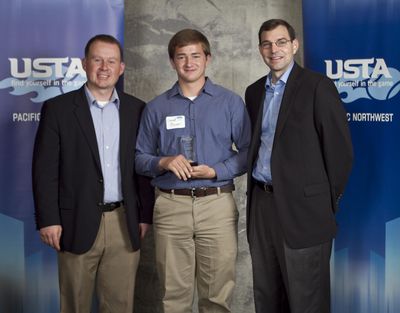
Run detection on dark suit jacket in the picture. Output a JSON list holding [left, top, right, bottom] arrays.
[[245, 63, 353, 248], [33, 86, 153, 254]]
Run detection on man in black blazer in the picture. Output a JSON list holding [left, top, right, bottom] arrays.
[[32, 34, 153, 313], [245, 19, 353, 313]]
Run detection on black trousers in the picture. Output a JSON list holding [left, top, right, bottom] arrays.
[[248, 184, 332, 313]]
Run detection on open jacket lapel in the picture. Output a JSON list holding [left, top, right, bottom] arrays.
[[274, 63, 303, 141], [249, 77, 267, 165], [73, 87, 102, 172], [118, 94, 129, 175]]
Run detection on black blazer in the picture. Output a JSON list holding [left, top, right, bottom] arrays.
[[245, 63, 353, 248], [33, 86, 153, 253]]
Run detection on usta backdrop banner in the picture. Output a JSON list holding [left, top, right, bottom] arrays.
[[0, 1, 124, 312], [302, 1, 400, 312]]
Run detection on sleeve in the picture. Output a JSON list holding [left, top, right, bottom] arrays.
[[135, 104, 164, 177], [32, 100, 61, 229], [136, 174, 154, 224], [314, 76, 354, 211], [213, 94, 252, 181]]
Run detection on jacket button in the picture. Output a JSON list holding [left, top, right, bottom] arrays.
[[99, 179, 103, 183]]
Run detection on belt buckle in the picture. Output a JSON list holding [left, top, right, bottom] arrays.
[[263, 184, 272, 193], [190, 188, 196, 198]]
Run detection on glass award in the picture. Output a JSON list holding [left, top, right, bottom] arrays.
[[179, 136, 198, 166]]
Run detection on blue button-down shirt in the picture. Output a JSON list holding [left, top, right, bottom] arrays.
[[85, 86, 122, 202], [135, 79, 251, 189], [252, 62, 294, 183]]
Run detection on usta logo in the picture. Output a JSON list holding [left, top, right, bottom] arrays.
[[325, 58, 391, 79], [0, 57, 87, 103], [9, 57, 85, 78], [324, 57, 400, 103]]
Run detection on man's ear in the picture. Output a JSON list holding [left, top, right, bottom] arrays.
[[292, 39, 299, 55], [205, 54, 212, 66], [119, 62, 126, 76], [169, 58, 176, 70]]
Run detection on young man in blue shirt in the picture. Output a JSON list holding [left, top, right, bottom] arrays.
[[136, 29, 251, 313]]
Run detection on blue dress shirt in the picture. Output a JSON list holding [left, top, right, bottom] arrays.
[[85, 86, 122, 202], [135, 78, 251, 189], [252, 62, 294, 183]]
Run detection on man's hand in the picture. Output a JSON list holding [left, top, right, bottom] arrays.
[[139, 223, 151, 240], [39, 225, 62, 251], [159, 155, 193, 180], [191, 165, 216, 179]]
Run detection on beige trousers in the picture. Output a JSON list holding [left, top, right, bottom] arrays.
[[153, 191, 238, 313], [58, 206, 140, 313]]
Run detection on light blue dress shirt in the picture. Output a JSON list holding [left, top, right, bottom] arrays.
[[85, 86, 122, 202], [252, 62, 294, 183], [135, 78, 251, 189]]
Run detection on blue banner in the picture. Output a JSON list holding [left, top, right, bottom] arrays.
[[303, 1, 400, 312], [0, 1, 123, 312]]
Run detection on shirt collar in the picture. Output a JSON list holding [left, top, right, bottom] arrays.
[[84, 85, 120, 109], [167, 77, 216, 99], [265, 61, 294, 89]]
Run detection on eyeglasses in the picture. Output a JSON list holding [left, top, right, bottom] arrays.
[[260, 38, 292, 49]]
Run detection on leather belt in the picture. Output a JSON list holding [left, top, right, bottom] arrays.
[[98, 201, 124, 212], [254, 179, 273, 193], [159, 184, 235, 198]]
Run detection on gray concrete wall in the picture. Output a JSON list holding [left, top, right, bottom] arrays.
[[124, 1, 303, 312]]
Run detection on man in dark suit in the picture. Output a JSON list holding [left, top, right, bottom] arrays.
[[245, 19, 353, 313], [32, 34, 153, 313]]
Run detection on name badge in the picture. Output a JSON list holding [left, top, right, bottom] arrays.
[[166, 115, 185, 130]]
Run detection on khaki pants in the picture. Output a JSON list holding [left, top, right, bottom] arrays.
[[154, 191, 238, 313], [58, 206, 140, 313]]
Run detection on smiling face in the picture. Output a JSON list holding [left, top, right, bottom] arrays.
[[259, 25, 298, 83], [170, 43, 210, 86], [82, 40, 125, 100]]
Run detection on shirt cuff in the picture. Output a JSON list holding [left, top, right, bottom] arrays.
[[213, 162, 229, 181], [150, 156, 165, 177]]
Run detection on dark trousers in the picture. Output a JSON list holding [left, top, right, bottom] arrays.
[[248, 184, 332, 313]]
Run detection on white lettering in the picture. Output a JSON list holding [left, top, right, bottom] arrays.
[[9, 57, 86, 79], [12, 112, 41, 122], [65, 58, 85, 78], [325, 58, 391, 79], [9, 58, 31, 78], [350, 112, 394, 122], [325, 60, 343, 80], [372, 58, 392, 78]]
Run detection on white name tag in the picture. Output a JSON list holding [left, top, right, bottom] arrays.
[[166, 115, 185, 130]]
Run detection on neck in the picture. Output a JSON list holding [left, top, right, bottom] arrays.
[[179, 78, 206, 98], [87, 85, 113, 101], [270, 72, 282, 84]]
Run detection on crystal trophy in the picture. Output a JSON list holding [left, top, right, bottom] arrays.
[[179, 136, 198, 166]]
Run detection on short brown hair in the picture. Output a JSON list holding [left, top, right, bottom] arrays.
[[168, 29, 211, 59], [258, 19, 296, 45], [84, 34, 123, 61]]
